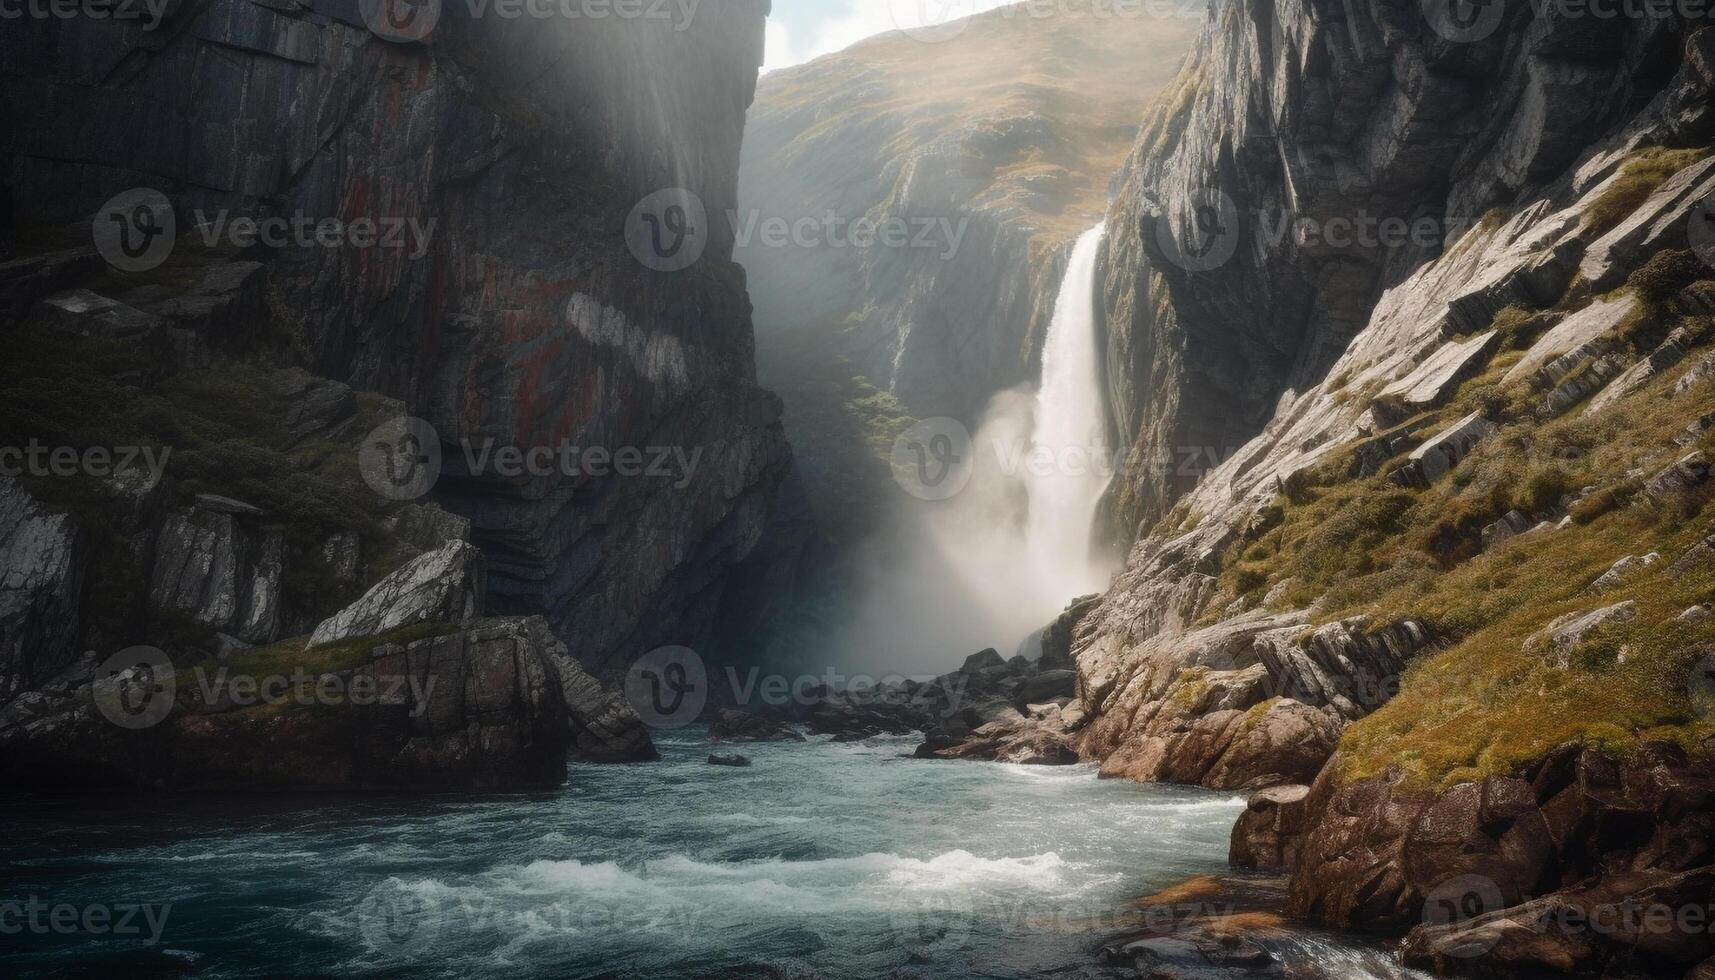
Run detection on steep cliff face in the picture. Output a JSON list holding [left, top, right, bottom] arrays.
[[0, 2, 791, 785], [0, 0, 791, 685], [1099, 2, 1690, 532], [1068, 4, 1715, 972], [1076, 1, 1714, 783]]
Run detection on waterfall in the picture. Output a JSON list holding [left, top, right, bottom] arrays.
[[832, 224, 1118, 671], [1025, 224, 1113, 599]]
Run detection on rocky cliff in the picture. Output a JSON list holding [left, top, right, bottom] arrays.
[[0, 1, 787, 786], [1038, 3, 1715, 975]]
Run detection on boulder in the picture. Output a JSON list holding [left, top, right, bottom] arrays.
[[1391, 413, 1498, 487], [1373, 330, 1500, 423], [1525, 601, 1638, 667], [541, 628, 658, 762], [30, 289, 165, 346], [309, 541, 484, 648], [962, 648, 1006, 672], [1229, 784, 1312, 871], [1645, 451, 1712, 500], [708, 753, 752, 767], [1585, 554, 1662, 595]]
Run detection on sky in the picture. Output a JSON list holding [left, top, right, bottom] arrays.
[[763, 0, 1016, 73]]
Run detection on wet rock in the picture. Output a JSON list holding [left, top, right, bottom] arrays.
[[1, 616, 572, 792], [1039, 594, 1100, 671], [708, 753, 752, 768], [1013, 669, 1076, 707], [0, 477, 86, 701], [962, 648, 1006, 672], [309, 541, 484, 648], [1230, 784, 1312, 871], [537, 623, 657, 763], [1290, 741, 1715, 973], [709, 707, 805, 743]]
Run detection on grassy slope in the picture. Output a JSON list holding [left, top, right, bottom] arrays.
[[755, 5, 1200, 246], [1200, 243, 1715, 788]]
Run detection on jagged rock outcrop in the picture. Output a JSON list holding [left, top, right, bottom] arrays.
[[150, 499, 286, 646], [1288, 744, 1715, 977], [309, 540, 485, 648], [0, 477, 85, 701], [0, 615, 573, 792]]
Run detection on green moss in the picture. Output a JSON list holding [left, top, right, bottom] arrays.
[[181, 621, 461, 689], [1325, 347, 1715, 788], [0, 328, 394, 646]]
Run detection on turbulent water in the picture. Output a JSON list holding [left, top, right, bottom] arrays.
[[0, 732, 1428, 979], [1024, 223, 1116, 600]]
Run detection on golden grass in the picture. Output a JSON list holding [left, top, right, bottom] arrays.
[[1584, 146, 1712, 238]]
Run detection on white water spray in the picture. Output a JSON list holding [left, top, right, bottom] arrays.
[[837, 224, 1118, 671], [1023, 223, 1114, 599]]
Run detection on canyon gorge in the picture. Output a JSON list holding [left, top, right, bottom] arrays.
[[3, 0, 1715, 977]]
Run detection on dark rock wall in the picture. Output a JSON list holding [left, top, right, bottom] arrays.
[[1, 0, 801, 681]]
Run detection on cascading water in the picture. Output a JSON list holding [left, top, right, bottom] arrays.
[[838, 223, 1120, 669], [1023, 223, 1113, 600]]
